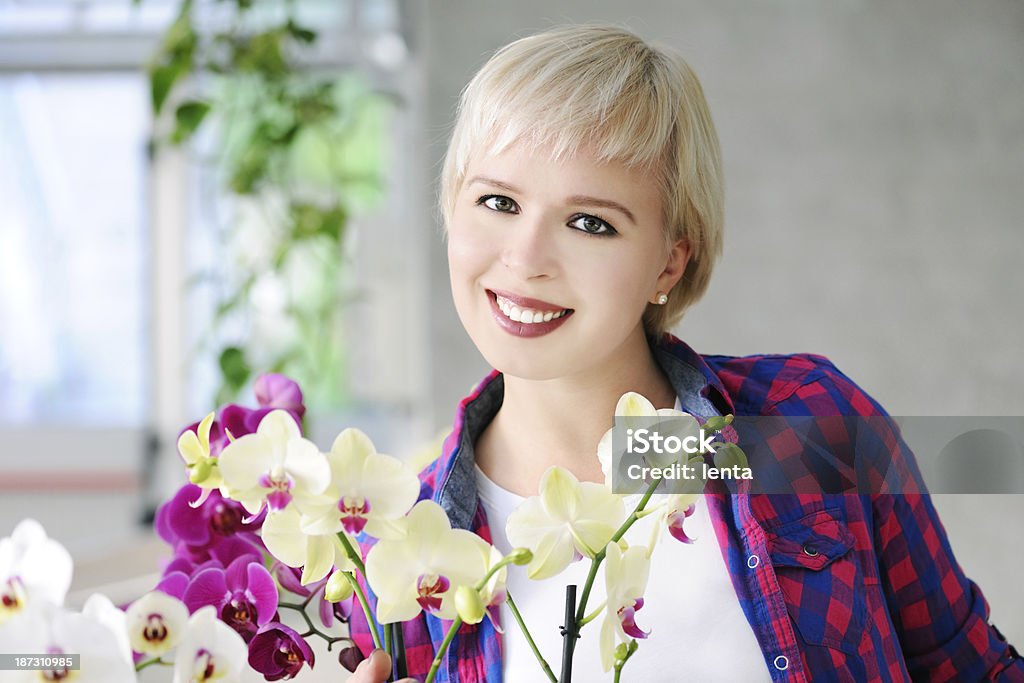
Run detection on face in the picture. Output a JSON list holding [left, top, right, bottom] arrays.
[[447, 143, 689, 381]]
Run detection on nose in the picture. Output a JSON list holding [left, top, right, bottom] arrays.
[[500, 215, 558, 280]]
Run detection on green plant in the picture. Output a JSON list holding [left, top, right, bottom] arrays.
[[146, 0, 392, 408]]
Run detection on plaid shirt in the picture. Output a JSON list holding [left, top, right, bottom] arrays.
[[350, 334, 1023, 682]]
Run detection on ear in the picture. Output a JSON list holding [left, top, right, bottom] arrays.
[[654, 238, 691, 297]]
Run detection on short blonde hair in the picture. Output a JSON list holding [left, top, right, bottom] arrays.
[[440, 24, 724, 335]]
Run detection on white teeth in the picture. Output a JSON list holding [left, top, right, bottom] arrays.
[[494, 294, 568, 324]]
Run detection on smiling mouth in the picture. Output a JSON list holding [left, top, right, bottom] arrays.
[[489, 291, 573, 324]]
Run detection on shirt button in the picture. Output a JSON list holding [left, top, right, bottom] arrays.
[[774, 655, 789, 671], [746, 554, 760, 569]]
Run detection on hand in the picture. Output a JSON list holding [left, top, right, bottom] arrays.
[[345, 650, 417, 683]]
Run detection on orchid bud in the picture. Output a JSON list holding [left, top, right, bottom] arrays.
[[324, 570, 354, 603], [337, 641, 364, 672], [704, 415, 733, 432], [454, 585, 485, 624], [506, 548, 533, 566], [614, 642, 629, 662]]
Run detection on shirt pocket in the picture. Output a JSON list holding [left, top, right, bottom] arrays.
[[765, 508, 867, 655]]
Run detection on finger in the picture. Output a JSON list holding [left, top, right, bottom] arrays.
[[351, 649, 392, 682]]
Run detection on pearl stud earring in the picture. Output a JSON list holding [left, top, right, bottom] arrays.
[[655, 293, 668, 305]]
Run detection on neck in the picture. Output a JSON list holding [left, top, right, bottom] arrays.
[[476, 331, 676, 496]]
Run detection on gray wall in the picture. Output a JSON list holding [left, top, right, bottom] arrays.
[[418, 0, 1024, 647]]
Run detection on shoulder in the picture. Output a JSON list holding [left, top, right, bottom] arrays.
[[702, 352, 888, 417]]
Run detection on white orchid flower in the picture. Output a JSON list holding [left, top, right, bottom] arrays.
[[217, 410, 330, 515], [506, 467, 625, 580], [365, 501, 492, 623], [0, 519, 73, 623], [300, 428, 420, 541], [173, 605, 251, 683], [125, 590, 189, 657], [598, 392, 703, 488], [0, 601, 135, 683], [260, 507, 355, 586], [599, 542, 652, 672]]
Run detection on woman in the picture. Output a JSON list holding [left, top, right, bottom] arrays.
[[348, 24, 1022, 682]]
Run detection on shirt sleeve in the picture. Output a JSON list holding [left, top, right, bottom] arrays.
[[817, 360, 1024, 681], [873, 491, 1024, 681]]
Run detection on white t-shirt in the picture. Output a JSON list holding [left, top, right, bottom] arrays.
[[474, 465, 772, 682]]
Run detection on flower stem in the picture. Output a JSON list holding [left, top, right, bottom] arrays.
[[336, 530, 367, 575], [343, 570, 383, 651], [424, 616, 462, 683], [135, 658, 171, 671], [278, 599, 353, 649], [383, 622, 393, 658], [574, 476, 661, 626], [505, 592, 557, 683], [578, 600, 606, 628]]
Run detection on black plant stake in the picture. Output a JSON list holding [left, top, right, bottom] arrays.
[[559, 585, 579, 683]]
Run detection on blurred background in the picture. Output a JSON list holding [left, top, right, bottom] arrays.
[[0, 0, 1021, 662]]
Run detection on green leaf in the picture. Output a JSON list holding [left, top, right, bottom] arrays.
[[150, 62, 181, 115], [286, 20, 317, 44], [218, 346, 251, 390], [172, 100, 211, 143]]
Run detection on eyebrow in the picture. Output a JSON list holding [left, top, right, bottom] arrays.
[[467, 175, 637, 225]]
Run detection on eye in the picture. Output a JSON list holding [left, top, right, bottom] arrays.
[[568, 214, 617, 236], [477, 195, 520, 214]]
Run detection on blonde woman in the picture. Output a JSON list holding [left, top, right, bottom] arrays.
[[347, 25, 1022, 682]]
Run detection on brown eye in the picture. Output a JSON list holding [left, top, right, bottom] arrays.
[[480, 195, 519, 213]]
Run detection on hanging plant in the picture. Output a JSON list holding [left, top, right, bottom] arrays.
[[145, 0, 393, 409]]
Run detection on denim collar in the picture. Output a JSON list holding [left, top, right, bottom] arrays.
[[434, 334, 732, 530]]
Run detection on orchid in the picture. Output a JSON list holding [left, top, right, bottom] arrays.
[[260, 507, 354, 585], [506, 466, 625, 579], [0, 519, 73, 624], [597, 392, 703, 486], [183, 556, 279, 643], [599, 542, 651, 672], [301, 428, 420, 540], [173, 605, 252, 683], [178, 412, 224, 493], [126, 590, 189, 657], [247, 622, 314, 681], [216, 409, 330, 515], [253, 373, 305, 418], [0, 599, 135, 683], [365, 500, 495, 623]]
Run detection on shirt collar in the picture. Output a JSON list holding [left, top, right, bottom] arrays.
[[434, 334, 733, 530]]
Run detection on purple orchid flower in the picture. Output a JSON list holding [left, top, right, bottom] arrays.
[[253, 373, 305, 419], [183, 555, 278, 643], [156, 485, 263, 550], [248, 622, 314, 681]]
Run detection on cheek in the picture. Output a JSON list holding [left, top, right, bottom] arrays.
[[447, 220, 493, 289]]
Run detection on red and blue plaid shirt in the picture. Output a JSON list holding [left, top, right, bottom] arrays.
[[350, 335, 1023, 681]]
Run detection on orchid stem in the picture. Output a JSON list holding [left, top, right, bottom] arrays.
[[574, 476, 662, 626], [336, 531, 368, 575], [424, 616, 462, 683], [383, 622, 393, 658], [506, 592, 557, 683], [277, 600, 351, 649], [343, 570, 383, 651], [134, 657, 171, 671], [578, 601, 606, 628]]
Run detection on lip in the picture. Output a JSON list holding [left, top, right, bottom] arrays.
[[486, 289, 573, 338], [488, 289, 569, 313]]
